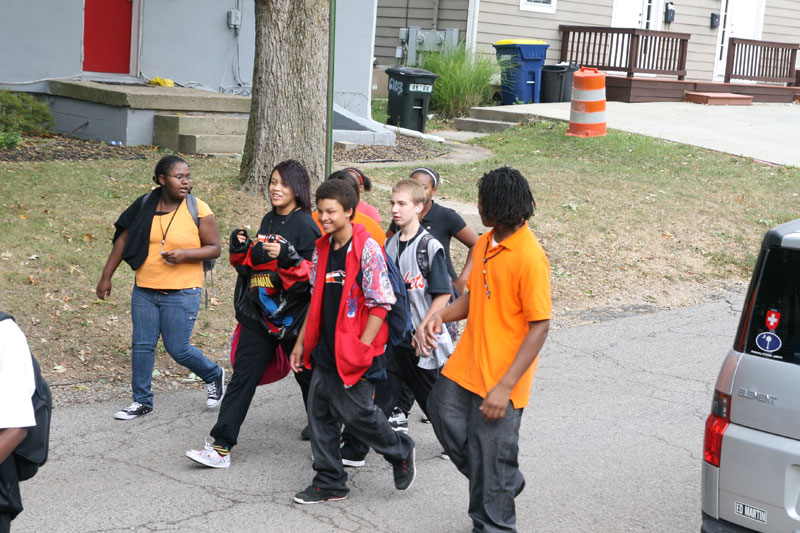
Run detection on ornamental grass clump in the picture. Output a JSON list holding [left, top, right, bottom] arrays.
[[419, 45, 496, 119]]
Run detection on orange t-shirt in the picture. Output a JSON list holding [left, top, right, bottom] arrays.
[[441, 225, 551, 408], [135, 198, 213, 290], [312, 210, 387, 247]]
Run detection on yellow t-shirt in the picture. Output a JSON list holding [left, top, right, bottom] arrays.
[[441, 225, 551, 408], [135, 198, 213, 290]]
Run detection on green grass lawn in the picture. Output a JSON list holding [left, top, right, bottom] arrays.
[[363, 120, 800, 311], [2, 122, 798, 385]]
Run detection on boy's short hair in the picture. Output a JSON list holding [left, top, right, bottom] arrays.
[[315, 180, 358, 220], [391, 179, 426, 206], [477, 166, 535, 227]]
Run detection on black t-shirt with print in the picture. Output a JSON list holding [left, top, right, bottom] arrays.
[[251, 209, 321, 264], [311, 238, 351, 370], [389, 201, 467, 281]]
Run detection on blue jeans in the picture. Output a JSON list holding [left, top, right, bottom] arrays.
[[130, 284, 221, 407]]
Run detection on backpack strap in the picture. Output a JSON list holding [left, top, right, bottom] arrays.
[[415, 233, 435, 281], [185, 193, 214, 308], [186, 193, 200, 228]]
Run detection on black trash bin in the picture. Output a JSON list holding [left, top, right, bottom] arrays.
[[561, 63, 580, 102], [540, 65, 568, 103], [385, 67, 439, 133]]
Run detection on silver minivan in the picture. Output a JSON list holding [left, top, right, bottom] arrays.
[[702, 220, 800, 532]]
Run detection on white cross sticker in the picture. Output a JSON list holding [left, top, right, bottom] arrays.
[[767, 314, 779, 328]]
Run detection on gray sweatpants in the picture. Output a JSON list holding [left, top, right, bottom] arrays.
[[427, 376, 525, 533], [306, 365, 415, 492]]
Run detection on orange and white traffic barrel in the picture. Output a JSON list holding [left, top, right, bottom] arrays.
[[566, 67, 606, 138]]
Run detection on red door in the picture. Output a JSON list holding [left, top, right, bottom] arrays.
[[82, 0, 133, 73]]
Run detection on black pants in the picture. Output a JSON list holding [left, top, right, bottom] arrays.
[[210, 323, 305, 449], [0, 456, 21, 532], [345, 345, 440, 457], [396, 383, 415, 415], [306, 365, 414, 491]]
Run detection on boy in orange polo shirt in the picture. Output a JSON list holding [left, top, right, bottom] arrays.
[[422, 166, 551, 532]]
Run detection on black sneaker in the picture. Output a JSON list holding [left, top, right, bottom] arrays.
[[293, 485, 349, 504], [300, 425, 310, 441], [340, 439, 366, 468], [114, 402, 153, 420], [393, 448, 416, 490], [206, 367, 226, 408]]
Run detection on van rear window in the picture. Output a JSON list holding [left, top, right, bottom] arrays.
[[745, 248, 800, 364]]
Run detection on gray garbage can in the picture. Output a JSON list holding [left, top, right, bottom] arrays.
[[540, 65, 568, 103], [561, 63, 580, 102]]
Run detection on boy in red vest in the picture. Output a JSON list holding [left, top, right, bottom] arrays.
[[289, 179, 415, 504]]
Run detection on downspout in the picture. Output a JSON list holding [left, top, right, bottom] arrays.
[[465, 0, 480, 55], [326, 0, 336, 178], [432, 0, 440, 29]]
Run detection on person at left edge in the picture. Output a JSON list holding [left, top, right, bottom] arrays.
[[96, 155, 224, 421], [0, 314, 36, 531]]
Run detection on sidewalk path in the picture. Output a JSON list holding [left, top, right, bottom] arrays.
[[485, 101, 800, 167]]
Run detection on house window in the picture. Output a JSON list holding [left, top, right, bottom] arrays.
[[520, 0, 557, 14]]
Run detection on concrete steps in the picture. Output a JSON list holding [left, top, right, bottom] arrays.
[[454, 117, 517, 133], [454, 104, 554, 133], [154, 113, 248, 154]]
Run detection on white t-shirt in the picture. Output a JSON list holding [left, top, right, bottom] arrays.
[[0, 319, 36, 429]]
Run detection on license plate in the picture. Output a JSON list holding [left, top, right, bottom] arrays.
[[735, 501, 767, 524], [409, 83, 432, 93]]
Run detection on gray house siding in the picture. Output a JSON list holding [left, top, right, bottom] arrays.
[[474, 0, 798, 82], [659, 1, 721, 81], [374, 0, 469, 67], [475, 0, 614, 64], [0, 0, 83, 85], [761, 1, 800, 49], [0, 0, 255, 93]]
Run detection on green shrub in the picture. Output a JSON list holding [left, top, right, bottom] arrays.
[[0, 130, 22, 149], [0, 90, 53, 135], [419, 45, 497, 119]]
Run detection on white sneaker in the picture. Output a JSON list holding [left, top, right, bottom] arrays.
[[186, 438, 230, 469], [206, 367, 226, 408], [388, 407, 409, 432]]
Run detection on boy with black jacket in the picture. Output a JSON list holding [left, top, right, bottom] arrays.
[[289, 179, 415, 504]]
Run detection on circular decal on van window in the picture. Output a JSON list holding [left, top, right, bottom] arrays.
[[755, 332, 782, 353]]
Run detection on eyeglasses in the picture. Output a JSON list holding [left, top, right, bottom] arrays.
[[166, 174, 192, 183]]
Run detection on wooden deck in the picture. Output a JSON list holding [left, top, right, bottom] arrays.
[[606, 76, 800, 103]]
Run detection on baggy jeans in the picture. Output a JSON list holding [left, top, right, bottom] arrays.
[[306, 365, 414, 492], [130, 284, 221, 407], [427, 376, 525, 533]]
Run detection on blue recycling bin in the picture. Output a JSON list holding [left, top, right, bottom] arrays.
[[492, 39, 550, 105]]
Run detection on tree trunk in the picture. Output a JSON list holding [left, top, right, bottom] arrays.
[[240, 0, 330, 195]]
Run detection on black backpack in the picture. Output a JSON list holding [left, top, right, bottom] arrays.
[[0, 312, 52, 481]]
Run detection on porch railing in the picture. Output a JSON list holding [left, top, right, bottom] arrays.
[[724, 38, 799, 85], [559, 26, 690, 80]]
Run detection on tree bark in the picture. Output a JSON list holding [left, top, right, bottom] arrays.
[[240, 0, 330, 195]]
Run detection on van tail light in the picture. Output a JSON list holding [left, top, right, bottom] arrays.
[[703, 390, 731, 467]]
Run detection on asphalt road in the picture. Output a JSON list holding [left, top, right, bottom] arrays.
[[13, 292, 743, 532]]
